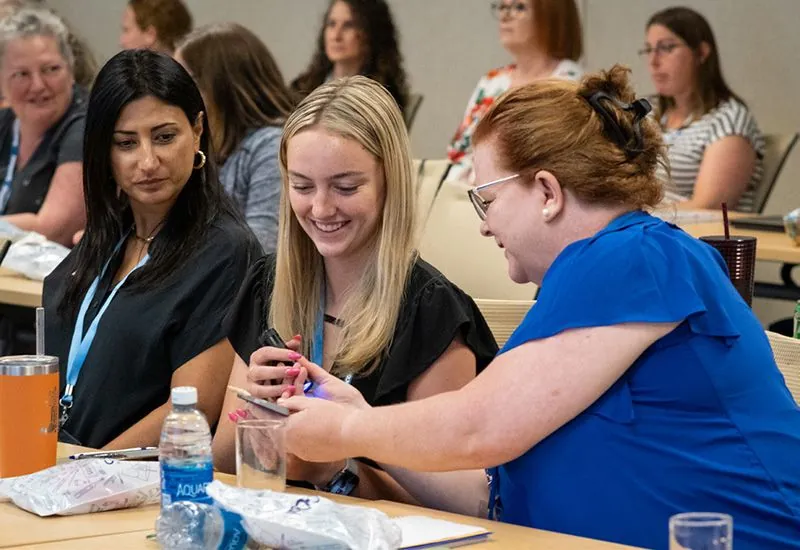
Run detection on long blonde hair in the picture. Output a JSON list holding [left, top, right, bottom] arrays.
[[272, 76, 416, 376]]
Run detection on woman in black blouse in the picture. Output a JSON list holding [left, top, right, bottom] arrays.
[[215, 76, 497, 501], [43, 50, 262, 449]]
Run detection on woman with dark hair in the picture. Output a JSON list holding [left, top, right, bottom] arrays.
[[290, 0, 409, 113], [175, 23, 296, 253], [643, 7, 764, 212], [42, 49, 262, 449]]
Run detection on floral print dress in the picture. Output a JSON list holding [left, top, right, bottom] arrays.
[[446, 60, 583, 183]]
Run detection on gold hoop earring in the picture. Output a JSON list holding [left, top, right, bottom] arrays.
[[193, 150, 206, 170]]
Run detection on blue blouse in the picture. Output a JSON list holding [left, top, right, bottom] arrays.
[[490, 210, 800, 549]]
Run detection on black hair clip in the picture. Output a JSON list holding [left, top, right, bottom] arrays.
[[583, 91, 652, 158]]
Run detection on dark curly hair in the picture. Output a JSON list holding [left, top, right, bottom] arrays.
[[290, 0, 409, 113]]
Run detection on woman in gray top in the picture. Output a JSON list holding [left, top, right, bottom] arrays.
[[175, 23, 296, 253]]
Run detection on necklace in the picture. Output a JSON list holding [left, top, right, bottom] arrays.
[[131, 219, 165, 244]]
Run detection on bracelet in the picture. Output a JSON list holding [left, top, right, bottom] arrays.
[[321, 458, 359, 495]]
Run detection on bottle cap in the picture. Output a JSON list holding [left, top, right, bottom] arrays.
[[171, 386, 198, 406]]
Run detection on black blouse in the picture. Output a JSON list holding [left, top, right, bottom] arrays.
[[43, 212, 263, 448], [226, 255, 498, 406], [0, 86, 87, 215]]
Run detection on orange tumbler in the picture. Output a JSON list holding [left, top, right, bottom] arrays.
[[0, 355, 59, 478]]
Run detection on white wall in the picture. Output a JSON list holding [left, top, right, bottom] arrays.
[[47, 0, 800, 324]]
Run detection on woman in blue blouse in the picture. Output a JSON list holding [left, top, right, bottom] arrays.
[[273, 66, 800, 549]]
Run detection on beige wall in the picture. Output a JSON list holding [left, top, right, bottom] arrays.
[[48, 0, 800, 324]]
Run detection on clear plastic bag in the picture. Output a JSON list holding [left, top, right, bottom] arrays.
[[0, 459, 160, 516], [207, 480, 402, 549], [3, 232, 69, 280]]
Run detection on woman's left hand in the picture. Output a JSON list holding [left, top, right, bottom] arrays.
[[278, 395, 361, 463]]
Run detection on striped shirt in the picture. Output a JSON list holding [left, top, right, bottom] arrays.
[[658, 98, 765, 212]]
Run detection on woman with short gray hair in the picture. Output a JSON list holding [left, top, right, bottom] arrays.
[[0, 7, 86, 245]]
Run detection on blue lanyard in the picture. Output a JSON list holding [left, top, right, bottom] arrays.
[[59, 235, 149, 425], [306, 284, 352, 394], [0, 119, 20, 214]]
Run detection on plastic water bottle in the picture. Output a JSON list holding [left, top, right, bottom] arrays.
[[160, 387, 214, 508], [156, 501, 224, 549]]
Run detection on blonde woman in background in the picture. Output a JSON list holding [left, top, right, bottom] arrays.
[[447, 0, 583, 183], [214, 76, 497, 500]]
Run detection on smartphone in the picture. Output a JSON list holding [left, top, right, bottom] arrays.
[[258, 327, 314, 394], [237, 392, 289, 417]]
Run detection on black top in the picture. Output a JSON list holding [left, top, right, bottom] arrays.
[[0, 86, 87, 215], [43, 212, 263, 448], [226, 255, 498, 406]]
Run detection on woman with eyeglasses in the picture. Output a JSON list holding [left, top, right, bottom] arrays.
[[643, 7, 764, 212], [446, 0, 583, 183], [275, 66, 800, 549]]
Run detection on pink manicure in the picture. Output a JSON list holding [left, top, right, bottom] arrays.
[[236, 409, 248, 418], [286, 367, 301, 376], [227, 412, 238, 422]]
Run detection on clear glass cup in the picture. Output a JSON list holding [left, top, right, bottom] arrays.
[[235, 419, 286, 491], [669, 512, 732, 550]]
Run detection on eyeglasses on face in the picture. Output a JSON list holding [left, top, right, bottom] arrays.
[[638, 42, 684, 57], [467, 173, 520, 220], [490, 1, 528, 19]]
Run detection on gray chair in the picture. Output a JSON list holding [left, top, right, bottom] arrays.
[[404, 93, 423, 130], [752, 132, 799, 213]]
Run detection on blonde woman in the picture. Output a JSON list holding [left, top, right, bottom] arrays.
[[214, 76, 497, 500]]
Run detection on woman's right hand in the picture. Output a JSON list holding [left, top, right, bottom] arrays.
[[245, 335, 302, 400]]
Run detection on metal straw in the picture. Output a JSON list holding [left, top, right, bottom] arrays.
[[35, 306, 44, 355]]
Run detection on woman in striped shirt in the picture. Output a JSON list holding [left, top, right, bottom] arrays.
[[642, 7, 764, 212]]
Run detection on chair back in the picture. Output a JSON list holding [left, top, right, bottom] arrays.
[[474, 299, 534, 348], [752, 132, 799, 213], [765, 330, 800, 403], [404, 93, 424, 130], [418, 180, 537, 300], [415, 159, 450, 233]]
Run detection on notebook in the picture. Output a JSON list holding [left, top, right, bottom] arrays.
[[395, 516, 491, 549]]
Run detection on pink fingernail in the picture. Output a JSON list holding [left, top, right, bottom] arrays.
[[286, 367, 301, 376], [228, 412, 238, 422], [236, 409, 248, 418], [287, 352, 302, 361]]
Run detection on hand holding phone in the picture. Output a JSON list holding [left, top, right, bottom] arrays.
[[237, 392, 289, 417]]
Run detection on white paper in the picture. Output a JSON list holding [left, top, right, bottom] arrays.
[[0, 459, 160, 516], [394, 516, 490, 549]]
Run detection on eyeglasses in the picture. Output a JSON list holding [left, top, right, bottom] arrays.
[[468, 173, 520, 220], [490, 1, 528, 19], [638, 43, 684, 57]]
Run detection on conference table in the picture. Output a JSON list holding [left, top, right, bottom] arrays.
[[0, 444, 642, 549]]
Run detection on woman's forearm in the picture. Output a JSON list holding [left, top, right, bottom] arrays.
[[102, 402, 170, 450]]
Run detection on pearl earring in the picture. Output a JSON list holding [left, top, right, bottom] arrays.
[[542, 207, 550, 218]]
